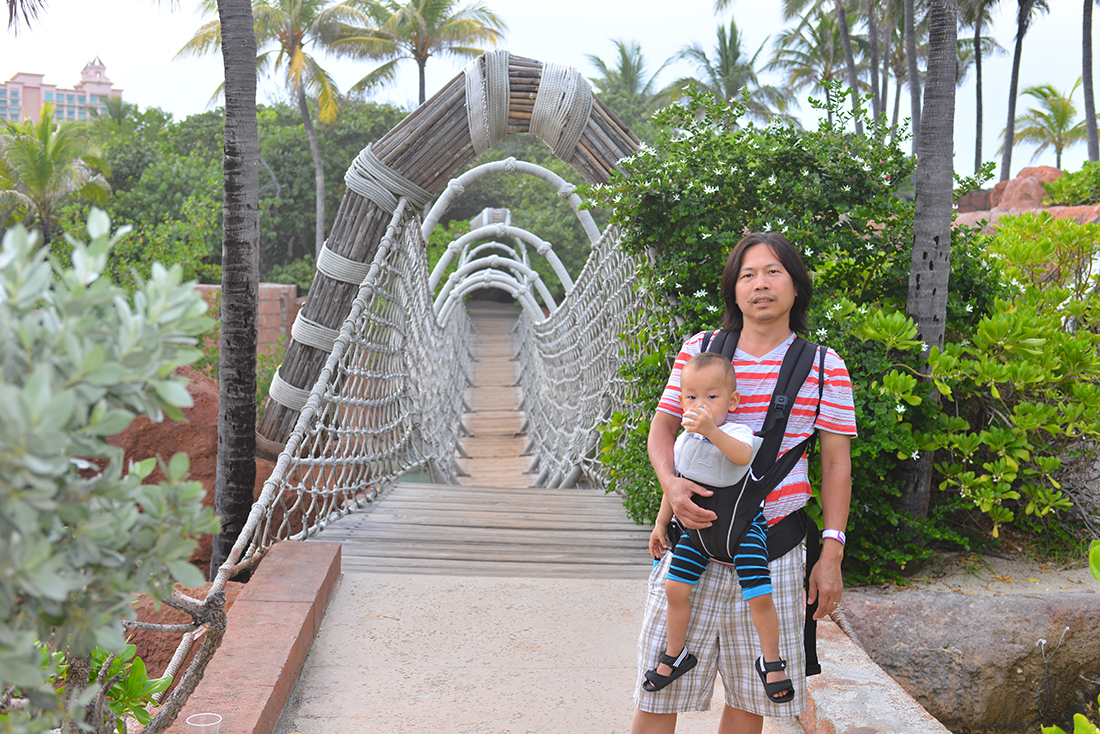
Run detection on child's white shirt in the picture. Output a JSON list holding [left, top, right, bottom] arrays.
[[673, 420, 755, 487]]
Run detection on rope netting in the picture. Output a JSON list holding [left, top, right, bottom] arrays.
[[516, 224, 662, 490]]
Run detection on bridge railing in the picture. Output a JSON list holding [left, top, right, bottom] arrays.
[[516, 223, 664, 490]]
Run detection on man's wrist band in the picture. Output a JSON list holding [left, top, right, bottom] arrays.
[[822, 528, 846, 545]]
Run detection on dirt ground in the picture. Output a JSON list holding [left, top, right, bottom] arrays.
[[859, 551, 1099, 597]]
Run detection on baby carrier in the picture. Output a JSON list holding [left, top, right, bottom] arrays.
[[679, 329, 829, 676]]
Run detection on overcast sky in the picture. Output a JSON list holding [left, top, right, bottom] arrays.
[[0, 0, 1089, 179]]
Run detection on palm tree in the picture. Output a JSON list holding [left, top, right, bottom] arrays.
[[1000, 0, 1051, 181], [768, 11, 850, 125], [959, 0, 1003, 172], [905, 0, 957, 519], [209, 0, 262, 581], [1003, 80, 1090, 169], [1084, 0, 1099, 161], [335, 0, 506, 106], [586, 40, 674, 131], [179, 0, 363, 257], [678, 19, 795, 123], [0, 105, 110, 244], [778, 0, 866, 134], [905, 0, 921, 151], [4, 0, 42, 29]]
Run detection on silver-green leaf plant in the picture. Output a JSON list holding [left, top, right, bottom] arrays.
[[0, 209, 219, 734]]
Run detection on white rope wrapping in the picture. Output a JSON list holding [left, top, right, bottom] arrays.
[[291, 312, 339, 353], [530, 62, 593, 160], [268, 367, 311, 412], [345, 145, 432, 211], [317, 243, 372, 285], [463, 49, 511, 156]]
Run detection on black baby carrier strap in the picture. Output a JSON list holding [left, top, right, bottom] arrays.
[[687, 328, 827, 676], [685, 330, 822, 564]]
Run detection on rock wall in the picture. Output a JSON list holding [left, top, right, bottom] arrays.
[[844, 590, 1100, 732], [955, 166, 1100, 233]]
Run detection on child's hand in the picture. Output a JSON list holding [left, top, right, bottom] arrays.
[[681, 405, 717, 436], [649, 525, 668, 558]]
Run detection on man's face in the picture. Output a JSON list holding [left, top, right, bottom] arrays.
[[735, 243, 797, 329]]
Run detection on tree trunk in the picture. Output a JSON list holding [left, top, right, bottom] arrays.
[[1085, 0, 1099, 161], [880, 29, 888, 120], [906, 0, 921, 152], [836, 0, 864, 135], [904, 0, 957, 519], [418, 59, 427, 105], [297, 84, 326, 257], [211, 0, 259, 581], [869, 7, 882, 125], [974, 16, 984, 172], [1001, 10, 1028, 181]]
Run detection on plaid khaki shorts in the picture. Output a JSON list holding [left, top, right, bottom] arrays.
[[633, 544, 807, 717]]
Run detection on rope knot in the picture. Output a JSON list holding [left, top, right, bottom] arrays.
[[447, 179, 465, 195]]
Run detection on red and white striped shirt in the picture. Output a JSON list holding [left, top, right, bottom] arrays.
[[657, 331, 857, 525]]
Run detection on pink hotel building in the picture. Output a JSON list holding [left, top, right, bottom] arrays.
[[1, 57, 122, 123]]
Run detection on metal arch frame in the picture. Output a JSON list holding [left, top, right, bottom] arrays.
[[428, 224, 575, 294], [438, 270, 543, 323], [435, 254, 558, 316], [420, 157, 601, 245]]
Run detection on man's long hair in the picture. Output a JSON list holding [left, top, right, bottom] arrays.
[[719, 232, 812, 334]]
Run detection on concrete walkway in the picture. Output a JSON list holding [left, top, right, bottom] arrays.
[[273, 572, 803, 734]]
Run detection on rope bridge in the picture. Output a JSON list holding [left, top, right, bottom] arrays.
[[130, 50, 657, 732]]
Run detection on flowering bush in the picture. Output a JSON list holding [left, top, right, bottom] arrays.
[[590, 87, 1096, 581]]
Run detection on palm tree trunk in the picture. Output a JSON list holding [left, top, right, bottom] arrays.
[[836, 0, 864, 135], [869, 6, 881, 125], [297, 84, 326, 257], [1001, 6, 1029, 181], [906, 0, 921, 152], [904, 0, 957, 519], [892, 74, 902, 138], [881, 31, 892, 120], [974, 14, 984, 173], [1084, 0, 1099, 161], [211, 0, 260, 580], [418, 59, 427, 105]]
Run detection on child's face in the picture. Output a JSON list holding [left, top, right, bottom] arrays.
[[679, 362, 740, 425]]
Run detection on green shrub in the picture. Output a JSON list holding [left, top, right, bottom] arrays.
[[1044, 161, 1100, 206], [0, 210, 218, 733], [266, 254, 315, 296]]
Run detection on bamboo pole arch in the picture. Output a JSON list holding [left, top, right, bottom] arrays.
[[256, 51, 640, 457]]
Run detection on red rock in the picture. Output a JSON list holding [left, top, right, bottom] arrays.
[[998, 175, 1050, 211], [1047, 204, 1100, 225], [989, 180, 1009, 209], [1017, 165, 1064, 184]]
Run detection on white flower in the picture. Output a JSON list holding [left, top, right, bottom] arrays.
[[921, 341, 930, 353], [895, 404, 906, 414], [816, 328, 828, 338], [694, 289, 707, 298], [701, 231, 712, 239], [704, 185, 718, 194], [805, 248, 814, 257], [965, 303, 974, 313], [910, 450, 920, 460], [707, 304, 719, 312]]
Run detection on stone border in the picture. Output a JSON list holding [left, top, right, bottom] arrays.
[[801, 619, 950, 734], [164, 541, 341, 734]]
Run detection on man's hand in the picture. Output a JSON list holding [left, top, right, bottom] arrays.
[[664, 475, 715, 529], [808, 545, 844, 620]]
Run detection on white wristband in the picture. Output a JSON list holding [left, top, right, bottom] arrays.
[[822, 528, 846, 545]]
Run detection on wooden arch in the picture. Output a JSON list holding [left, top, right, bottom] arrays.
[[256, 51, 640, 456]]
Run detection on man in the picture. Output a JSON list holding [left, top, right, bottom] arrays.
[[632, 232, 856, 734]]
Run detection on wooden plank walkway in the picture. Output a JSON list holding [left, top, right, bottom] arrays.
[[315, 300, 653, 579]]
